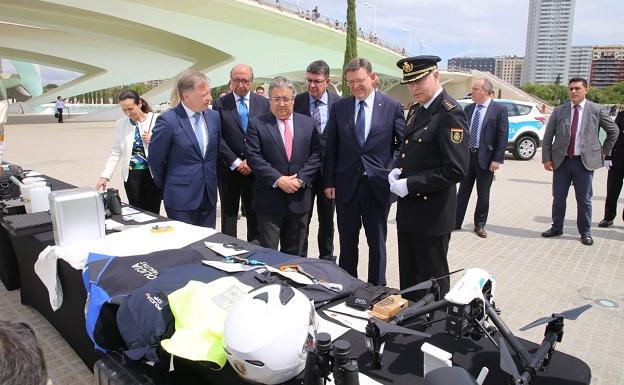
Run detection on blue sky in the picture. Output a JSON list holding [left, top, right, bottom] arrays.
[[2, 0, 622, 85]]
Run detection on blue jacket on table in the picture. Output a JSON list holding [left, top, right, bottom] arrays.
[[148, 103, 221, 211], [245, 112, 321, 215]]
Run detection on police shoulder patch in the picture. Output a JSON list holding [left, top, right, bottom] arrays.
[[442, 99, 456, 111], [450, 127, 464, 144]]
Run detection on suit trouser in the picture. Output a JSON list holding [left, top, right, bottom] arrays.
[[57, 108, 63, 123], [257, 212, 309, 257], [124, 169, 162, 215], [551, 156, 593, 236], [398, 231, 450, 302], [165, 192, 216, 228], [604, 167, 624, 221], [336, 176, 389, 286], [303, 173, 335, 258], [217, 165, 258, 242], [455, 152, 494, 228]]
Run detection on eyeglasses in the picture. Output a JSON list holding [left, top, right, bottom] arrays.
[[346, 77, 370, 87], [269, 97, 294, 103], [305, 78, 328, 85], [231, 78, 252, 85]]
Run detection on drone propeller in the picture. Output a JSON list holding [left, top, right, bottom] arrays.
[[519, 304, 592, 331], [399, 269, 464, 296], [370, 318, 431, 339], [498, 335, 521, 381]]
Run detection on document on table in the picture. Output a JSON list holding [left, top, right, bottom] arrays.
[[122, 212, 156, 223], [121, 206, 140, 215], [327, 301, 371, 320], [201, 260, 263, 273], [322, 310, 368, 333], [204, 241, 248, 256], [105, 219, 124, 230]]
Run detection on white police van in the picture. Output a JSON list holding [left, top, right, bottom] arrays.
[[457, 99, 546, 160]]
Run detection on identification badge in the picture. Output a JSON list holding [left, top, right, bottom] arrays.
[[450, 128, 464, 144]]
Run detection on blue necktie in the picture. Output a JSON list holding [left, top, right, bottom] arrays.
[[469, 105, 483, 149], [355, 100, 366, 146], [238, 97, 249, 134], [192, 112, 204, 156], [312, 100, 322, 133]]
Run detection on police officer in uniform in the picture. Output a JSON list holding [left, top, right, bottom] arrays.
[[388, 56, 469, 299], [599, 106, 624, 227]]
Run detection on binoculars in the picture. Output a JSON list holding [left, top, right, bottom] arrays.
[[303, 332, 360, 385], [101, 188, 122, 217]]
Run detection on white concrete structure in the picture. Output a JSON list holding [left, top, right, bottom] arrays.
[[523, 0, 575, 85]]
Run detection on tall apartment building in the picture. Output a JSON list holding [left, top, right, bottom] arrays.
[[494, 56, 524, 87], [568, 46, 593, 81], [447, 57, 495, 74], [523, 0, 576, 85], [590, 45, 624, 88]]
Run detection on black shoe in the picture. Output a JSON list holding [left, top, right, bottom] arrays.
[[474, 227, 487, 238], [598, 219, 613, 228], [581, 236, 594, 246], [541, 228, 563, 238]]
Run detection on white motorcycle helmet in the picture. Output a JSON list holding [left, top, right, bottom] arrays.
[[224, 284, 318, 384]]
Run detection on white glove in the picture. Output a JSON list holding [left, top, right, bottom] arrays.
[[390, 179, 409, 198], [388, 168, 401, 185], [604, 160, 612, 170]]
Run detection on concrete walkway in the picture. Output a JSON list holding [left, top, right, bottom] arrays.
[[2, 120, 623, 384]]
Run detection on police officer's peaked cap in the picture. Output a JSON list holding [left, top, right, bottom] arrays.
[[396, 55, 441, 84]]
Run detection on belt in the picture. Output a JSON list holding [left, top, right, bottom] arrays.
[[469, 148, 478, 153]]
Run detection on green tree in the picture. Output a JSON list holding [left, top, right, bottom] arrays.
[[43, 83, 58, 92], [341, 0, 357, 97]]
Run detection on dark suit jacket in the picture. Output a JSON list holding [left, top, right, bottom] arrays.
[[246, 112, 322, 215], [464, 100, 509, 170], [323, 91, 405, 206], [213, 92, 270, 167], [148, 103, 220, 211], [542, 100, 619, 170]]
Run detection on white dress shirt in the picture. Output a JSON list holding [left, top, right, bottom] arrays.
[[181, 102, 208, 156]]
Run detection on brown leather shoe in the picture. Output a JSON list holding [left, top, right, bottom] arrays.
[[474, 227, 487, 238]]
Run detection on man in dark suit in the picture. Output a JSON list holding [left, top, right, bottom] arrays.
[[388, 56, 469, 299], [293, 60, 341, 260], [149, 70, 221, 227], [541, 77, 619, 245], [323, 58, 404, 286], [599, 107, 624, 227], [213, 64, 270, 242], [455, 78, 509, 238], [246, 76, 321, 256]]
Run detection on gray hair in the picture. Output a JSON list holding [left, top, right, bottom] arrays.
[[344, 57, 373, 74], [0, 320, 47, 385], [176, 70, 210, 97], [306, 60, 330, 77], [230, 64, 255, 81], [476, 78, 494, 94], [268, 76, 296, 97]]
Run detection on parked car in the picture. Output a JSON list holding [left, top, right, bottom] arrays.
[[457, 99, 546, 160]]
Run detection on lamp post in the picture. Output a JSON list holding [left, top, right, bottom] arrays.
[[362, 0, 377, 35]]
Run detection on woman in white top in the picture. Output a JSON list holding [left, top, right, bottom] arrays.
[[55, 96, 65, 123], [96, 90, 162, 214]]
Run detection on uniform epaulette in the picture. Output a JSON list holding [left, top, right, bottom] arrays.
[[442, 99, 456, 111]]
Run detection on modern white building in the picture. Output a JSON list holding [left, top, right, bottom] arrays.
[[523, 0, 576, 85], [568, 46, 593, 81]]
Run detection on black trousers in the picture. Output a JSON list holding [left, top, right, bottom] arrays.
[[456, 152, 494, 228], [336, 176, 389, 286], [604, 167, 624, 221], [303, 174, 335, 259], [257, 212, 310, 257], [57, 108, 63, 123], [218, 165, 258, 242], [398, 231, 451, 301], [123, 169, 162, 214]]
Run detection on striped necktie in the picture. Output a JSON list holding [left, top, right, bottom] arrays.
[[469, 105, 483, 149]]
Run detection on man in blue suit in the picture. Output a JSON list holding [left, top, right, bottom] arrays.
[[293, 60, 341, 260], [149, 70, 221, 227], [455, 78, 509, 238], [246, 76, 321, 256], [323, 58, 405, 285]]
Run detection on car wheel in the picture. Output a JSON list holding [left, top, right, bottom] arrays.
[[512, 136, 537, 160]]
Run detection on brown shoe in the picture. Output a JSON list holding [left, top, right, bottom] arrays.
[[474, 227, 487, 238]]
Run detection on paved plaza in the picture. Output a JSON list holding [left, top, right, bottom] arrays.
[[2, 118, 623, 384]]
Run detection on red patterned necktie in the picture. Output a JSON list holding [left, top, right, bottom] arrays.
[[281, 119, 293, 161]]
